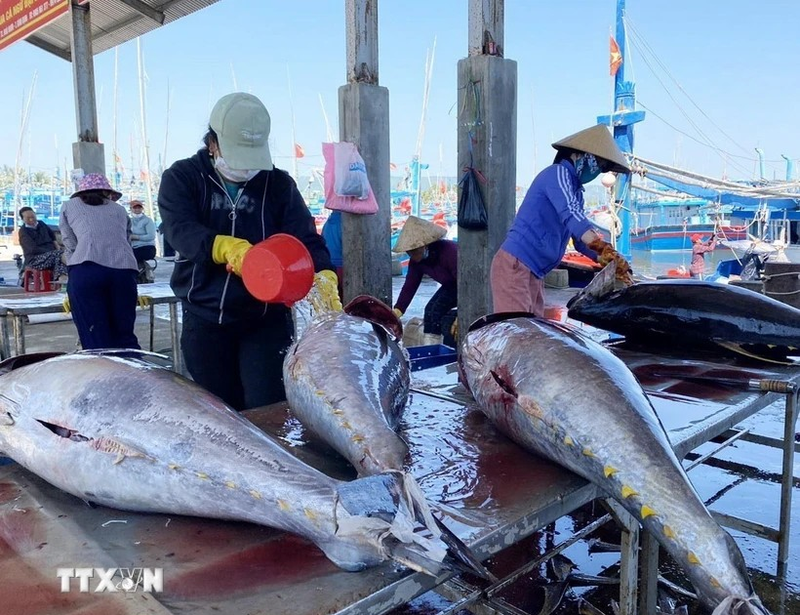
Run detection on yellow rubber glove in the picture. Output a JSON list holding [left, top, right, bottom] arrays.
[[308, 270, 342, 313], [212, 235, 253, 276], [137, 295, 152, 308], [450, 319, 459, 340], [392, 308, 403, 319], [62, 296, 71, 314]]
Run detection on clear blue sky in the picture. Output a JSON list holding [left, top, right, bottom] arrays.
[[1, 0, 798, 188]]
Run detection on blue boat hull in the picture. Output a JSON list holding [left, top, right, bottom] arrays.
[[631, 224, 746, 251]]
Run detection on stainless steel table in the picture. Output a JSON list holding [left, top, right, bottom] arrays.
[[0, 344, 796, 615], [0, 282, 183, 373]]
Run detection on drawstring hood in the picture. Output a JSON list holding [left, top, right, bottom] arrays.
[[157, 148, 332, 326]]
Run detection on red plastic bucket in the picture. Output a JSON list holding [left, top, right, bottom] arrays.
[[241, 234, 315, 305]]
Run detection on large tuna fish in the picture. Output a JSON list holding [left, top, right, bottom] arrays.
[[567, 263, 800, 362], [284, 295, 410, 476], [0, 350, 462, 576], [458, 314, 771, 615], [285, 296, 494, 580]]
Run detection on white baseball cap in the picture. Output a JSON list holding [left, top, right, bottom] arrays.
[[209, 92, 274, 171]]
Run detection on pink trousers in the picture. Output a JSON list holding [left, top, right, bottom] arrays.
[[490, 248, 545, 317]]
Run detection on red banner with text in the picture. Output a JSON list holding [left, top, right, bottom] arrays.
[[0, 0, 68, 53]]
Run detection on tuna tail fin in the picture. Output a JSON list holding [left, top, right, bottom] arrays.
[[432, 515, 498, 582], [711, 596, 771, 615]]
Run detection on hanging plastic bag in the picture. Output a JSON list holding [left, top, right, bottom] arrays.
[[322, 143, 379, 215], [458, 166, 488, 230], [332, 142, 370, 199]]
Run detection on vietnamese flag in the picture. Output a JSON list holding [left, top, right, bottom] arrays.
[[294, 143, 305, 158], [610, 36, 623, 76]]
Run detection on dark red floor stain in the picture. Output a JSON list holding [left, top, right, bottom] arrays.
[[166, 533, 333, 599]]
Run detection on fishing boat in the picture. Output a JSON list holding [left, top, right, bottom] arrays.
[[628, 190, 747, 251]]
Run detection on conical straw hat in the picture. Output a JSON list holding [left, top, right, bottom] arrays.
[[393, 216, 447, 253], [552, 124, 630, 173]]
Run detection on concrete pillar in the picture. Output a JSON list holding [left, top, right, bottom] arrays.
[[339, 0, 391, 305], [69, 1, 105, 175], [457, 0, 517, 339], [468, 0, 504, 57]]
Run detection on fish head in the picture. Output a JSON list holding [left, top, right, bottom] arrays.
[[330, 471, 490, 579], [458, 313, 538, 396], [329, 471, 444, 572], [566, 261, 625, 312], [458, 313, 509, 393]]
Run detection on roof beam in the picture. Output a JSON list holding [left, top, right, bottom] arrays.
[[117, 0, 165, 25], [26, 35, 71, 61]]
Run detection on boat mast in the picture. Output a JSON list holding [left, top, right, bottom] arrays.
[[287, 65, 299, 181], [411, 38, 436, 217], [14, 72, 37, 211], [113, 47, 119, 190], [319, 93, 334, 143], [597, 0, 644, 259], [162, 80, 172, 180], [137, 37, 155, 218]]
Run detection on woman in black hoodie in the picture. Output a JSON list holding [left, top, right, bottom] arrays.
[[158, 92, 337, 411]]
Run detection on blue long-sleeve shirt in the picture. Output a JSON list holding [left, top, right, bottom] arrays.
[[321, 210, 343, 268], [501, 160, 596, 278], [130, 214, 156, 248]]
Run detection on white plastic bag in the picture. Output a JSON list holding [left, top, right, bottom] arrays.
[[322, 143, 378, 214], [333, 142, 370, 200]]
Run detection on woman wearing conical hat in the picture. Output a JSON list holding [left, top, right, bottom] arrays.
[[392, 215, 458, 344], [490, 124, 634, 316]]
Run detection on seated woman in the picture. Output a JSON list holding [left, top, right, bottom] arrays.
[[18, 207, 68, 282], [129, 200, 157, 264]]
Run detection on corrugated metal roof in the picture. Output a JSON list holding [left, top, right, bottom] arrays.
[[26, 0, 219, 61]]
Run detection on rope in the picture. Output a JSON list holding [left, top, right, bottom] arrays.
[[628, 27, 752, 177], [711, 595, 770, 615], [634, 158, 800, 198], [766, 289, 800, 296], [627, 19, 765, 164]]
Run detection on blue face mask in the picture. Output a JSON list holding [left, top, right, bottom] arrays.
[[575, 154, 601, 184]]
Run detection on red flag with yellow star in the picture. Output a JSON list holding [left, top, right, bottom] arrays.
[[610, 36, 623, 76]]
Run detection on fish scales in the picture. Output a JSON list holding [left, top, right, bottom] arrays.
[[0, 352, 452, 575], [283, 297, 494, 582], [567, 265, 800, 359], [459, 316, 770, 615], [284, 311, 410, 476]]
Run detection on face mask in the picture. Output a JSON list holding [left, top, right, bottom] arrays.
[[132, 212, 144, 219], [575, 153, 601, 185], [214, 156, 260, 183]]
